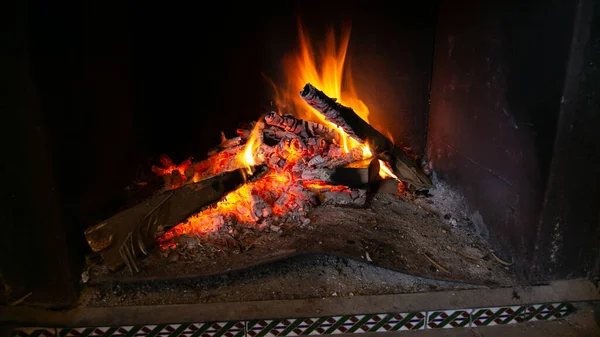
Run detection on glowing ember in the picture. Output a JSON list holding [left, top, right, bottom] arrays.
[[151, 154, 192, 178], [151, 155, 192, 189], [157, 136, 355, 249]]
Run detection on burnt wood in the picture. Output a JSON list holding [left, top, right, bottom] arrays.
[[264, 111, 338, 141], [87, 193, 516, 286], [84, 168, 255, 271], [300, 83, 432, 189]]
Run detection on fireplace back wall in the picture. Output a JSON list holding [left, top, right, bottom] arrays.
[[2, 1, 438, 303]]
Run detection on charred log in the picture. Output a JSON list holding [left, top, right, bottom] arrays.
[[367, 157, 382, 193], [300, 83, 432, 189], [84, 167, 260, 272], [328, 159, 371, 187], [207, 132, 242, 156], [264, 111, 338, 141]]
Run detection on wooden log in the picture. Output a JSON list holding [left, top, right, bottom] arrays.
[[328, 159, 371, 187], [300, 83, 432, 189], [264, 111, 338, 141], [263, 126, 296, 142], [84, 167, 260, 272], [207, 132, 242, 156]]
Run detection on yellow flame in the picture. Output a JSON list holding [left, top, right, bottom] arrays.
[[241, 121, 263, 173], [276, 21, 397, 180], [275, 21, 373, 156], [378, 160, 398, 180]]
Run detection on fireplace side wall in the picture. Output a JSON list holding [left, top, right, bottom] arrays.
[[428, 0, 579, 279], [1, 1, 77, 305], [531, 0, 600, 281]]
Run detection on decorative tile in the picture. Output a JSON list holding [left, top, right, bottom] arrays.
[[246, 313, 425, 336], [247, 317, 333, 336], [471, 303, 575, 327], [427, 310, 471, 329], [471, 306, 526, 326], [371, 313, 426, 331], [58, 326, 125, 337], [15, 323, 245, 337], [12, 328, 57, 337], [176, 322, 245, 337], [10, 302, 577, 336], [519, 303, 575, 322]]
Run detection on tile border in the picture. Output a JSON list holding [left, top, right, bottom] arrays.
[[12, 302, 576, 336]]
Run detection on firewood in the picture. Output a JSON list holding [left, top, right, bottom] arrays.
[[264, 111, 338, 141], [328, 159, 371, 187], [367, 157, 382, 193], [207, 132, 242, 156], [263, 126, 296, 142], [184, 145, 247, 184], [300, 83, 432, 189], [84, 167, 259, 272]]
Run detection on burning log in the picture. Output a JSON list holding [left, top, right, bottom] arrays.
[[263, 126, 296, 142], [208, 132, 242, 156], [329, 159, 371, 187], [264, 111, 338, 141], [300, 83, 432, 189], [84, 167, 259, 271], [304, 182, 367, 207], [185, 144, 246, 183]]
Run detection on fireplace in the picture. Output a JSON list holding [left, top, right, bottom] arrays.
[[2, 0, 599, 307]]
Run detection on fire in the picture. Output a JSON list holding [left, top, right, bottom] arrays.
[[275, 21, 398, 180], [151, 155, 193, 189], [157, 21, 402, 249], [270, 22, 368, 156], [152, 154, 192, 178], [157, 138, 350, 249], [378, 160, 398, 180], [241, 121, 263, 172], [283, 22, 370, 125]]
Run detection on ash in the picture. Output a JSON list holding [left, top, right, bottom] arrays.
[[411, 173, 485, 240], [81, 254, 483, 307]]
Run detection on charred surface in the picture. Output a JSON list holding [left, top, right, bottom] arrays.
[[300, 83, 432, 189], [88, 194, 516, 286], [85, 168, 253, 271]]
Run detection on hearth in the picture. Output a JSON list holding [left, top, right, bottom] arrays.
[[81, 20, 509, 286], [2, 0, 599, 307]]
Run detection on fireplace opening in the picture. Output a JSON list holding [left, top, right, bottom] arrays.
[[2, 0, 599, 307]]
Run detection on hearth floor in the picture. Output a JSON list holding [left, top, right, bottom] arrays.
[[80, 254, 486, 307], [87, 192, 516, 288]]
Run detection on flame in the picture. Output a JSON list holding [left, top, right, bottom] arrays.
[[285, 22, 370, 124], [240, 121, 263, 173], [277, 21, 396, 181], [378, 160, 398, 180], [272, 21, 374, 157]]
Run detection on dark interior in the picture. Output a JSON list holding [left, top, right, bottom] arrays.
[[2, 0, 599, 306]]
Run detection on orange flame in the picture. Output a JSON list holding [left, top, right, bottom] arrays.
[[240, 121, 263, 173], [284, 22, 370, 124], [276, 22, 397, 181], [271, 22, 372, 156], [378, 160, 398, 180]]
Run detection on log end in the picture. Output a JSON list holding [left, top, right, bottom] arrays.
[[84, 222, 114, 252]]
